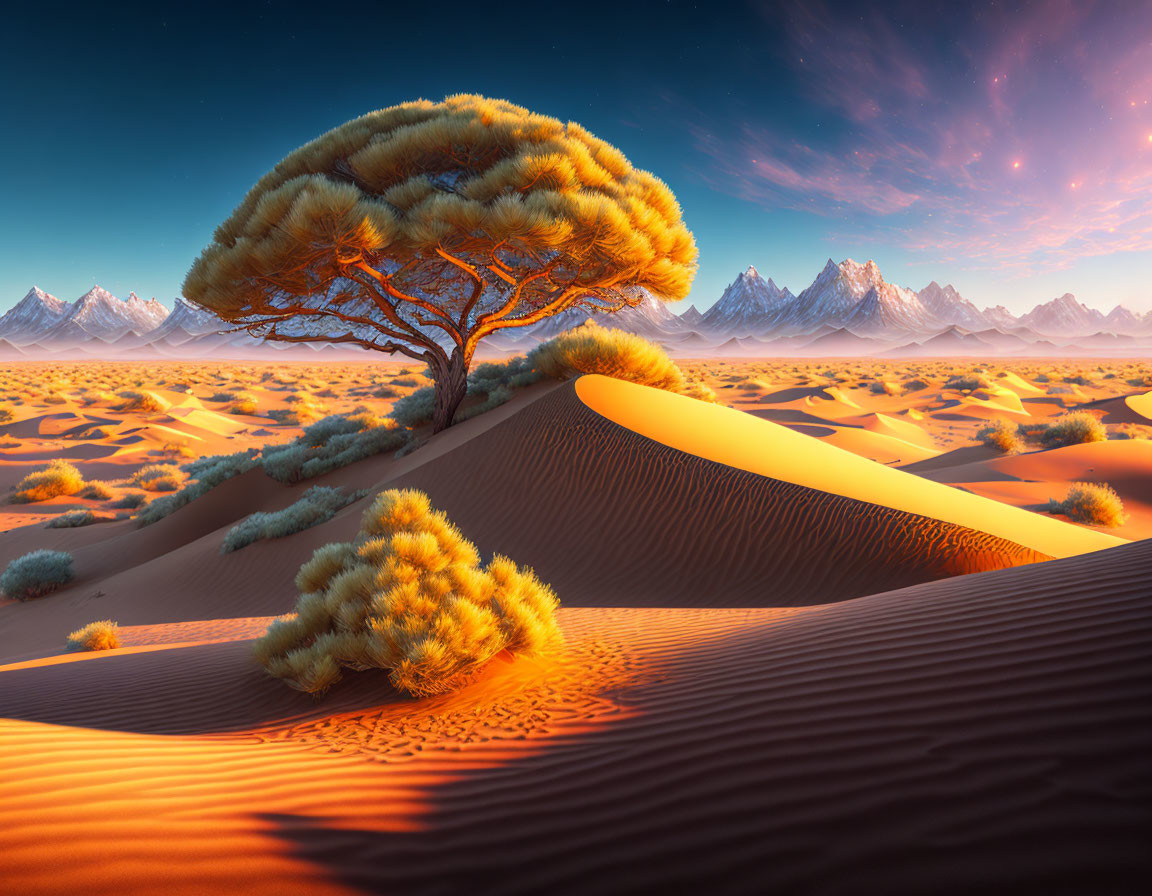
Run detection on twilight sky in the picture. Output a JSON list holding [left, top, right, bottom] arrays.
[[2, 0, 1150, 314]]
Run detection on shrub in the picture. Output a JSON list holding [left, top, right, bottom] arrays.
[[221, 486, 361, 553], [112, 492, 148, 509], [10, 460, 85, 503], [262, 414, 410, 483], [1048, 482, 1126, 527], [870, 380, 901, 395], [976, 419, 1022, 453], [118, 390, 167, 413], [253, 488, 561, 697], [132, 464, 184, 492], [79, 480, 114, 500], [529, 322, 686, 392], [66, 620, 121, 651], [0, 407, 12, 423], [1, 550, 75, 600], [903, 378, 930, 392], [230, 393, 259, 415], [47, 509, 96, 528], [137, 449, 260, 526], [944, 373, 990, 392], [1036, 411, 1107, 448], [390, 387, 437, 428]]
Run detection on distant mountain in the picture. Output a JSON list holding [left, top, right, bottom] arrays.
[[770, 258, 932, 335], [1018, 293, 1106, 336], [147, 297, 228, 344], [981, 305, 1019, 330], [701, 265, 793, 334], [678, 304, 704, 327], [916, 282, 990, 331], [41, 287, 170, 343], [1102, 305, 1142, 334], [0, 287, 70, 344]]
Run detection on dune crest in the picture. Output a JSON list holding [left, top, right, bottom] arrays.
[[575, 374, 1123, 558]]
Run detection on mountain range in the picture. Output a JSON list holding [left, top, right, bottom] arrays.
[[2, 264, 1150, 359]]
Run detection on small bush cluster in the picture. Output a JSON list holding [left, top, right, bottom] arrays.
[[1034, 411, 1107, 448], [229, 392, 259, 415], [137, 449, 260, 526], [221, 485, 361, 553], [66, 620, 121, 651], [118, 390, 167, 413], [253, 488, 561, 697], [0, 407, 13, 423], [944, 373, 990, 392], [1, 550, 75, 600], [47, 509, 96, 528], [79, 480, 114, 500], [10, 460, 85, 503], [262, 413, 410, 483], [132, 464, 185, 492], [976, 419, 1022, 453], [1048, 482, 1126, 527], [529, 322, 686, 392]]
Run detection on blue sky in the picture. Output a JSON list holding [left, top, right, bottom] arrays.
[[2, 0, 1150, 315]]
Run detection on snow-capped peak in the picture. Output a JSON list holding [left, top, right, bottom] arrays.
[[701, 264, 794, 334], [0, 286, 71, 344]]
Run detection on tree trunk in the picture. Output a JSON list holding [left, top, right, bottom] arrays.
[[430, 351, 469, 433]]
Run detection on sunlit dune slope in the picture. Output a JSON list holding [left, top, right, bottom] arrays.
[[394, 379, 1059, 607], [576, 374, 1122, 558]]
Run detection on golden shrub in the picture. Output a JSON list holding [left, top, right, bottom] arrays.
[[66, 620, 121, 652], [254, 488, 561, 697], [11, 459, 85, 503], [1048, 482, 1126, 528], [529, 322, 689, 394]]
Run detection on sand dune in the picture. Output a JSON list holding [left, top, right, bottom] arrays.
[[1, 532, 1148, 895], [576, 375, 1120, 558]]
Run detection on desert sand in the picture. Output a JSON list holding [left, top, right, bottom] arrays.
[[1, 358, 1150, 894]]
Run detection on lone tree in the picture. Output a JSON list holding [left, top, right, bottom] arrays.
[[185, 94, 697, 431]]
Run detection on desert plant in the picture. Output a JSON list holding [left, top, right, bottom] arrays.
[[1036, 411, 1107, 448], [262, 414, 410, 483], [221, 486, 361, 553], [1, 550, 75, 600], [112, 492, 148, 509], [118, 390, 167, 413], [0, 407, 13, 423], [944, 373, 990, 392], [230, 392, 259, 415], [66, 620, 121, 651], [976, 419, 1022, 453], [10, 459, 85, 503], [79, 480, 114, 500], [529, 322, 688, 392], [253, 488, 561, 696], [47, 509, 96, 528], [132, 464, 184, 492], [183, 94, 697, 432], [1047, 482, 1126, 527], [137, 449, 260, 526]]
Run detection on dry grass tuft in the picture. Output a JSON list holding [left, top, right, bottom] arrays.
[[253, 488, 561, 697], [1048, 482, 1127, 527], [1034, 411, 1107, 448], [10, 459, 85, 503], [530, 323, 705, 398], [132, 464, 185, 492], [976, 419, 1022, 453], [66, 620, 121, 652]]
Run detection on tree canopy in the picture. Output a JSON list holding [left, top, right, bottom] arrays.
[[184, 94, 697, 430]]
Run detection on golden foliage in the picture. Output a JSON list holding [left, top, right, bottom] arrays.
[[1048, 482, 1127, 528], [530, 322, 714, 401], [66, 620, 121, 652], [185, 93, 696, 326], [254, 488, 561, 697], [10, 459, 85, 503]]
